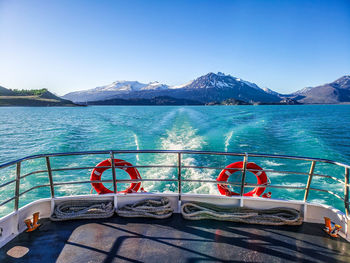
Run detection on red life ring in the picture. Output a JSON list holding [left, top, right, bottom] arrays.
[[90, 159, 141, 194], [217, 161, 268, 197]]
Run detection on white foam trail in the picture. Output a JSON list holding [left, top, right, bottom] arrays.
[[266, 172, 286, 178], [183, 108, 207, 127], [142, 121, 218, 194], [58, 183, 85, 195], [224, 130, 234, 152], [133, 133, 140, 162], [262, 160, 283, 167], [161, 126, 204, 150], [151, 109, 177, 132], [280, 182, 305, 192]]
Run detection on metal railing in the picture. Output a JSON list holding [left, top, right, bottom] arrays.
[[0, 150, 349, 217]]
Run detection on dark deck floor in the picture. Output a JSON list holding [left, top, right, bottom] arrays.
[[1, 214, 350, 263]]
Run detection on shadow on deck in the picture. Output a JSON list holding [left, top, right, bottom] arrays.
[[1, 214, 350, 262]]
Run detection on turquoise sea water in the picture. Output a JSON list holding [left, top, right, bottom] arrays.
[[1, 105, 350, 217]]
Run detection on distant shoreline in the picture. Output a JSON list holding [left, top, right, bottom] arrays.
[[2, 103, 349, 107]]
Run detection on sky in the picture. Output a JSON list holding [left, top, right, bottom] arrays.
[[0, 0, 349, 95]]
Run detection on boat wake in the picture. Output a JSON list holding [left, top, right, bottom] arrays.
[[141, 111, 217, 195]]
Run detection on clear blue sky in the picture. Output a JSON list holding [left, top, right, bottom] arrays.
[[0, 0, 349, 95]]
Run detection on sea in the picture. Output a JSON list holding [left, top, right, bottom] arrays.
[[1, 105, 350, 217]]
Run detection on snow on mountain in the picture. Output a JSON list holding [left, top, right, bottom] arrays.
[[95, 81, 146, 92], [292, 87, 313, 95], [140, 81, 169, 90], [334, 75, 350, 87], [263, 87, 281, 96], [170, 80, 194, 89]]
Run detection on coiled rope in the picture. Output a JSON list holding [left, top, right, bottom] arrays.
[[50, 200, 114, 221], [116, 197, 173, 219], [181, 202, 302, 225]]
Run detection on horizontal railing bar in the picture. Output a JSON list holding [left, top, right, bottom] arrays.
[[182, 179, 241, 186], [2, 150, 350, 170], [18, 184, 50, 197], [51, 165, 179, 172], [240, 184, 305, 190], [39, 163, 349, 186], [0, 179, 16, 189], [54, 179, 114, 185], [48, 165, 348, 187], [107, 179, 304, 190], [0, 151, 113, 169], [309, 188, 345, 201], [11, 176, 341, 193], [9, 177, 343, 200], [50, 164, 347, 187], [246, 153, 350, 168], [20, 169, 47, 179], [5, 182, 343, 205], [53, 178, 179, 186], [0, 197, 16, 207], [52, 164, 325, 179], [312, 174, 345, 185], [52, 165, 253, 172], [52, 166, 112, 172], [35, 179, 301, 190], [183, 166, 311, 176], [244, 168, 346, 185]]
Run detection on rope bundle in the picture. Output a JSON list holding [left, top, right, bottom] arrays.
[[50, 200, 114, 221], [181, 202, 302, 225], [116, 197, 173, 219]]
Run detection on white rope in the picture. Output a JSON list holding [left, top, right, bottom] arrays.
[[50, 200, 114, 221], [116, 197, 173, 219], [181, 202, 302, 225]]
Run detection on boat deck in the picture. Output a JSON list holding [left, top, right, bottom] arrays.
[[1, 214, 350, 263]]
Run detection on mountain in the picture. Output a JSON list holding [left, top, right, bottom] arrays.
[[63, 80, 169, 102], [63, 72, 281, 104], [288, 75, 350, 104], [152, 72, 281, 103], [61, 73, 350, 105], [0, 87, 79, 106], [0, 85, 16, 96], [88, 96, 202, 106]]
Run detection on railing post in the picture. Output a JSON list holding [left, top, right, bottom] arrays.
[[46, 157, 55, 198], [110, 151, 117, 194], [304, 161, 316, 202], [14, 162, 21, 211], [178, 153, 182, 200], [240, 153, 248, 196], [345, 167, 349, 217]]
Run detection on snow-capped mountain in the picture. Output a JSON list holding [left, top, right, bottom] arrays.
[[141, 82, 169, 91], [170, 72, 261, 91], [95, 81, 146, 92], [62, 72, 282, 104], [288, 75, 350, 104], [148, 72, 281, 103], [63, 80, 168, 102], [291, 87, 313, 95]]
